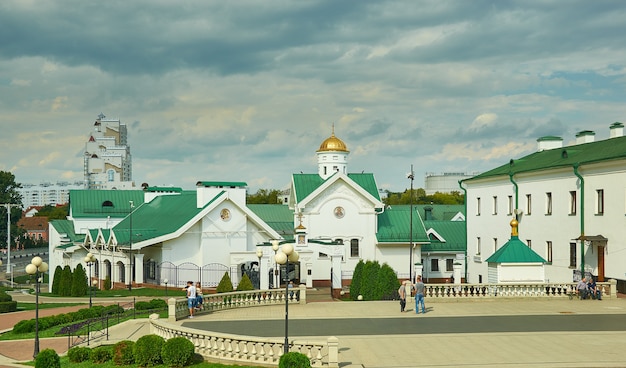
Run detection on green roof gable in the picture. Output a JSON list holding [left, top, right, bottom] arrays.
[[70, 190, 145, 218], [248, 204, 295, 240], [468, 135, 626, 180], [292, 173, 380, 203], [485, 236, 547, 263], [196, 181, 247, 188], [422, 220, 466, 252], [114, 191, 215, 245], [377, 206, 429, 243], [50, 220, 85, 246]]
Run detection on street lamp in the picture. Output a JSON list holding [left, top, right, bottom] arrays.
[[407, 165, 414, 282], [164, 279, 169, 296], [84, 253, 96, 308], [256, 246, 264, 289], [25, 256, 48, 359], [128, 200, 135, 291], [274, 243, 299, 354], [271, 240, 280, 288]]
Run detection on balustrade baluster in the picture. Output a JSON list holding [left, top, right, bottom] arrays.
[[225, 338, 233, 358], [242, 341, 249, 360]]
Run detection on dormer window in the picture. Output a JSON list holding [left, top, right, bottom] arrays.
[[102, 200, 114, 207]]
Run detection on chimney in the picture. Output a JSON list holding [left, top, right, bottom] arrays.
[[536, 136, 563, 151], [575, 130, 595, 145], [610, 122, 624, 138]]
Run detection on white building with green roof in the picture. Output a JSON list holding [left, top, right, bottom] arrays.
[[48, 131, 467, 295], [463, 122, 626, 291]]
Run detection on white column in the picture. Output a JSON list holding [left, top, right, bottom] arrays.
[[260, 256, 269, 290], [134, 253, 145, 284], [331, 256, 342, 291], [305, 263, 313, 288]]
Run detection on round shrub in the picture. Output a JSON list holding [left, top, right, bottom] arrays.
[[134, 301, 152, 310], [161, 337, 195, 367], [13, 319, 36, 334], [149, 298, 167, 309], [67, 346, 91, 363], [279, 351, 312, 368], [90, 346, 112, 364], [113, 340, 135, 365], [35, 348, 61, 368], [134, 334, 165, 367], [0, 291, 12, 302]]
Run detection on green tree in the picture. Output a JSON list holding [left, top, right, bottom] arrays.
[[378, 263, 401, 300], [246, 188, 282, 204], [35, 204, 69, 220], [236, 273, 254, 291], [359, 261, 381, 301], [0, 171, 23, 249], [59, 265, 73, 297], [71, 264, 88, 297], [384, 188, 463, 205], [350, 260, 365, 301], [51, 265, 63, 295], [216, 272, 234, 293]]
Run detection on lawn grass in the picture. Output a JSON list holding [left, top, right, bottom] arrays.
[[16, 302, 84, 311]]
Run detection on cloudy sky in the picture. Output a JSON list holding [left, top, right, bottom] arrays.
[[1, 1, 625, 193]]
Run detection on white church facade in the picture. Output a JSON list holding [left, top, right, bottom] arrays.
[[48, 131, 466, 296]]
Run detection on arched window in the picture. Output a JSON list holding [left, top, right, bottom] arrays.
[[102, 200, 114, 207], [350, 239, 359, 257]]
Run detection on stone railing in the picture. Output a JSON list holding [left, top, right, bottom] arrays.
[[422, 280, 616, 299], [150, 317, 339, 368], [169, 285, 307, 321]]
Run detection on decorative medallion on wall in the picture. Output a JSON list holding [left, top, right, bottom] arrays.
[[334, 206, 345, 219], [220, 208, 231, 221]]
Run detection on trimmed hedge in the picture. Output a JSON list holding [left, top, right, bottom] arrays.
[[236, 273, 254, 291], [134, 334, 165, 367], [35, 348, 61, 368], [90, 346, 112, 363], [13, 304, 123, 334], [0, 301, 17, 313], [279, 351, 312, 368], [216, 272, 234, 293], [161, 337, 195, 367], [67, 346, 91, 363], [113, 340, 135, 365]]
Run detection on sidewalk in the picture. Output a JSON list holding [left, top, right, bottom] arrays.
[[1, 295, 625, 367]]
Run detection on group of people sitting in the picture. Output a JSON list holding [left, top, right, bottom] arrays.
[[184, 281, 204, 318], [576, 277, 602, 300]]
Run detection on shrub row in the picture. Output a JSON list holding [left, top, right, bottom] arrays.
[[14, 304, 125, 334], [350, 260, 401, 301], [67, 335, 195, 367]]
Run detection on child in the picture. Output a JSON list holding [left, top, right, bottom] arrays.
[[195, 282, 203, 310]]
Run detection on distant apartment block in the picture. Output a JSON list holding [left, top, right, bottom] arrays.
[[18, 181, 84, 207], [424, 172, 478, 195]]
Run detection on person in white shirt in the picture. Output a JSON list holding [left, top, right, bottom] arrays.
[[185, 281, 197, 318]]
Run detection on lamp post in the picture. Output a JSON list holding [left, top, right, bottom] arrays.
[[407, 165, 414, 282], [274, 243, 299, 354], [271, 240, 280, 288], [3, 203, 19, 285], [128, 200, 134, 291], [164, 279, 169, 296], [84, 253, 96, 308], [25, 256, 48, 359], [256, 246, 263, 289]]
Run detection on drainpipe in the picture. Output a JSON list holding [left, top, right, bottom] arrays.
[[508, 172, 519, 219], [458, 179, 468, 282], [573, 163, 585, 276]]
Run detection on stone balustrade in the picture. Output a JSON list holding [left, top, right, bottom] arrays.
[[422, 280, 616, 299], [150, 315, 338, 367], [169, 285, 307, 321]]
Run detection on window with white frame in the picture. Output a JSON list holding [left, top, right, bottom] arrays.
[[569, 243, 576, 267], [446, 259, 454, 272], [596, 189, 604, 215], [476, 237, 481, 255], [546, 241, 552, 263], [526, 239, 532, 249], [493, 196, 498, 215], [570, 191, 577, 215], [493, 238, 498, 253], [546, 192, 552, 215], [507, 195, 513, 215], [431, 258, 439, 272], [526, 194, 532, 215], [350, 239, 359, 257], [477, 197, 481, 216]]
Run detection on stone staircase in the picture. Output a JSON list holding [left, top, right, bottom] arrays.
[[306, 287, 336, 302]]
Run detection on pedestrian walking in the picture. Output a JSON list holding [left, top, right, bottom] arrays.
[[415, 275, 426, 314]]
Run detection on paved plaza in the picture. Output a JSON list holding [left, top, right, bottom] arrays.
[[1, 292, 626, 367]]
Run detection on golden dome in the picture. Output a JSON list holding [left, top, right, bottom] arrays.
[[317, 127, 349, 152]]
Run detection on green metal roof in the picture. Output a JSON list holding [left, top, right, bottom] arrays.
[[196, 181, 247, 187], [422, 220, 466, 252], [69, 190, 145, 218], [248, 204, 295, 239], [292, 173, 380, 203], [376, 206, 429, 243], [50, 220, 85, 246], [144, 187, 183, 193], [485, 236, 547, 263], [113, 190, 217, 245], [413, 205, 464, 221], [468, 135, 626, 181]]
